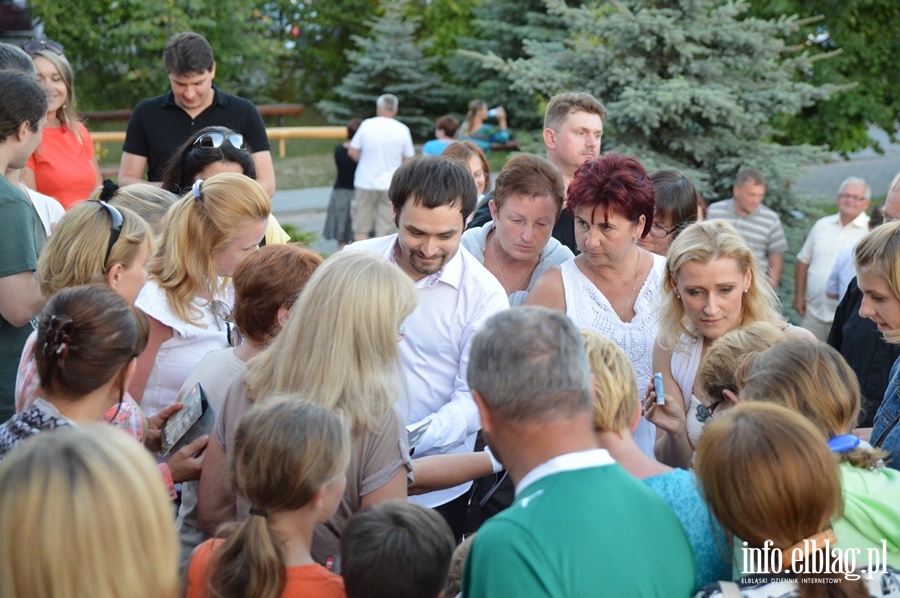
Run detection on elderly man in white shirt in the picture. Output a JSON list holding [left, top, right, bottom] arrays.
[[347, 155, 509, 540], [793, 176, 871, 341]]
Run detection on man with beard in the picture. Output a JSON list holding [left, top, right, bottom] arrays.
[[347, 156, 508, 540]]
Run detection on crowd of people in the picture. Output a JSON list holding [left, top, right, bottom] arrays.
[[0, 30, 898, 598]]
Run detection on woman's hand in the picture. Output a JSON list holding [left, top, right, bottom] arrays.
[[642, 381, 687, 435], [166, 435, 209, 483], [145, 402, 182, 452]]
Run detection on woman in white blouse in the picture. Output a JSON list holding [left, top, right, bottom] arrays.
[[527, 153, 663, 456]]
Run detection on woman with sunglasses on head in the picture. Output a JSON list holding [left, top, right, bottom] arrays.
[[637, 170, 701, 257], [0, 285, 148, 460], [643, 220, 811, 469], [22, 40, 101, 209], [161, 126, 289, 246], [15, 193, 207, 487], [130, 172, 271, 418]]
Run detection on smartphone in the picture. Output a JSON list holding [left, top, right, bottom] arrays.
[[653, 372, 665, 405]]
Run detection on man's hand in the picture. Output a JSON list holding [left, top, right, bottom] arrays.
[[167, 435, 209, 483], [792, 297, 807, 317]]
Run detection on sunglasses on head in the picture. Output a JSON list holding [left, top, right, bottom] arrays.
[[193, 132, 246, 150], [23, 40, 64, 56], [91, 200, 124, 268]]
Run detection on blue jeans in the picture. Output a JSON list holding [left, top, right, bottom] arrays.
[[873, 357, 900, 471]]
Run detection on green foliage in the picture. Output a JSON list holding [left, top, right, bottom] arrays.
[[471, 0, 834, 214], [317, 0, 446, 138], [265, 0, 380, 103], [750, 0, 900, 155], [447, 0, 577, 131], [280, 223, 319, 247], [30, 0, 284, 109]]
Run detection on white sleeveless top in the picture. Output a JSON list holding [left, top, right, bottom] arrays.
[[135, 280, 229, 417], [671, 333, 707, 452], [560, 254, 666, 457]]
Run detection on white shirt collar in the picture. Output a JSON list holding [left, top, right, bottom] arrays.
[[516, 448, 616, 496], [385, 235, 465, 290]]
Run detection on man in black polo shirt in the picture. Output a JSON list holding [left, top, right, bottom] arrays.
[[117, 32, 275, 196]]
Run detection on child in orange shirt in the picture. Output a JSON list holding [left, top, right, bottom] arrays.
[[185, 398, 350, 598]]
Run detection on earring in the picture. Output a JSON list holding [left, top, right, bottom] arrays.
[[632, 237, 637, 244], [744, 288, 749, 294]]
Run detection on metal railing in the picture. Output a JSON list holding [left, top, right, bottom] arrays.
[[92, 126, 347, 158]]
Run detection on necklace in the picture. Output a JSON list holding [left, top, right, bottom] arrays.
[[588, 247, 641, 318], [490, 233, 539, 295]]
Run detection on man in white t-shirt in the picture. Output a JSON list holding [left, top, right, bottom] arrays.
[[347, 155, 508, 540], [348, 93, 415, 241]]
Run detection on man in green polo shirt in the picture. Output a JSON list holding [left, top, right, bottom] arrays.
[[463, 307, 696, 597]]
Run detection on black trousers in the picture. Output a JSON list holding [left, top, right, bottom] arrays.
[[433, 490, 470, 543]]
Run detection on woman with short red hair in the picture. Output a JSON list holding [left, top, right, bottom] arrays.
[[527, 152, 662, 456]]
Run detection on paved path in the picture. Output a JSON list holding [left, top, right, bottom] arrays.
[[276, 128, 900, 255]]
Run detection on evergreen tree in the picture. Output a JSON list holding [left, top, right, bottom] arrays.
[[318, 0, 446, 138], [447, 0, 577, 131], [472, 0, 834, 213], [751, 0, 899, 155]]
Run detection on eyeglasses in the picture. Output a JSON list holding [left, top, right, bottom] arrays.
[[838, 192, 868, 202], [193, 132, 246, 150], [647, 223, 678, 239], [23, 40, 64, 56], [212, 299, 242, 348], [92, 200, 124, 268]]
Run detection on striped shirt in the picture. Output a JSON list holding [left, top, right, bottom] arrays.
[[706, 199, 788, 269]]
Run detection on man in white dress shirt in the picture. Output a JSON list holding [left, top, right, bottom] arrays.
[[793, 176, 871, 341], [348, 155, 509, 539]]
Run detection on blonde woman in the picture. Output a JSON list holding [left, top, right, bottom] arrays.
[[23, 41, 101, 208], [186, 399, 348, 598], [643, 220, 809, 468], [695, 403, 900, 596], [15, 196, 205, 489], [855, 221, 900, 469], [131, 172, 271, 417], [17, 199, 153, 413], [0, 425, 178, 598], [93, 179, 176, 235], [198, 251, 417, 568], [738, 338, 900, 567], [582, 329, 730, 590]]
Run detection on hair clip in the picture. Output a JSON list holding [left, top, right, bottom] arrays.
[[99, 179, 119, 202], [192, 179, 204, 201], [827, 434, 860, 453], [42, 315, 74, 360], [249, 506, 268, 517]]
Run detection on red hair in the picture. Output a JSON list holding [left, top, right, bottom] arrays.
[[566, 153, 655, 237]]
